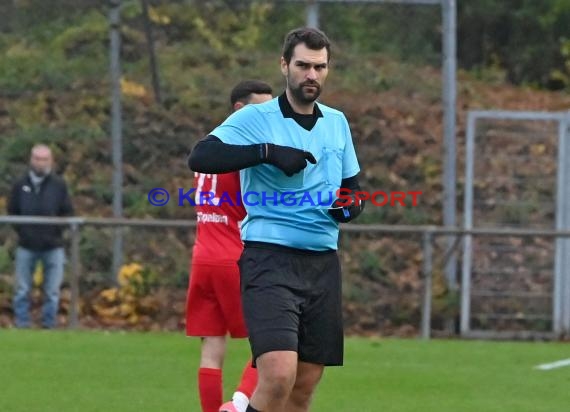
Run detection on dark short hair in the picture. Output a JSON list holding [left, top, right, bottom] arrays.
[[230, 80, 273, 105], [282, 27, 331, 64]]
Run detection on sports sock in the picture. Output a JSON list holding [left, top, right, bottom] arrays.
[[198, 367, 222, 412], [231, 391, 249, 412], [236, 359, 258, 398]]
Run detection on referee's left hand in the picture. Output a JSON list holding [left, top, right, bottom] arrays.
[[328, 195, 364, 223]]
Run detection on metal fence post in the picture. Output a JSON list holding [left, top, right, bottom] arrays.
[[109, 0, 124, 283], [442, 0, 458, 296], [69, 222, 81, 329], [554, 115, 567, 335], [306, 0, 319, 28], [562, 113, 570, 335], [461, 111, 476, 336], [421, 230, 434, 339]]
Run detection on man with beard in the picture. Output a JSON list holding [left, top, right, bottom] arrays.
[[8, 144, 74, 329], [188, 27, 364, 412]]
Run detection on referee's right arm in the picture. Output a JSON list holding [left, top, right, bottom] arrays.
[[188, 135, 316, 177], [188, 135, 265, 174]]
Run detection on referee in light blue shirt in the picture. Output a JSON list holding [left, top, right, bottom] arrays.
[[188, 27, 364, 412]]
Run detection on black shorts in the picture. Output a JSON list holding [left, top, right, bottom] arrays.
[[238, 241, 343, 366]]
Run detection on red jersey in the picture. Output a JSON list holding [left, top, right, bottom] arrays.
[[191, 172, 246, 264]]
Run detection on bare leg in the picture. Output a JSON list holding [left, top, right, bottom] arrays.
[[249, 350, 298, 412], [200, 336, 227, 368], [285, 361, 324, 412]]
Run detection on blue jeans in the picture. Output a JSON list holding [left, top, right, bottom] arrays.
[[13, 247, 65, 329]]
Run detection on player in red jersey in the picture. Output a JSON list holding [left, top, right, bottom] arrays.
[[186, 80, 273, 412]]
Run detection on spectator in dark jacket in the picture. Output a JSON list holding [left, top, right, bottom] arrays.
[[7, 144, 74, 328]]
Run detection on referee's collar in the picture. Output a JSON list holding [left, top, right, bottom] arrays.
[[278, 92, 323, 119]]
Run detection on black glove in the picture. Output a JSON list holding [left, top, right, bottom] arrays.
[[261, 143, 317, 177], [328, 192, 365, 223]]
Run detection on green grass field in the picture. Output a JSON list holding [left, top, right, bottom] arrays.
[[0, 329, 568, 412]]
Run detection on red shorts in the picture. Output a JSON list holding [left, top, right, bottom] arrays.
[[185, 262, 248, 338]]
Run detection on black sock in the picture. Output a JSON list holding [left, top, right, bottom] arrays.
[[246, 406, 261, 412]]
